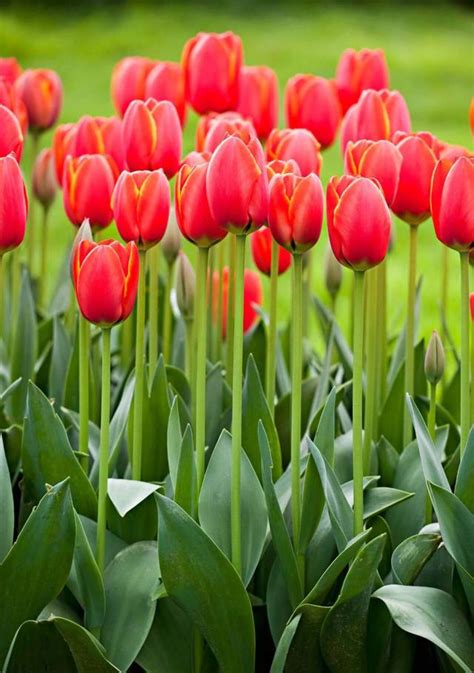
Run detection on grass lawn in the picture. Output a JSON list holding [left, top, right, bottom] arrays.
[[2, 2, 473, 355]]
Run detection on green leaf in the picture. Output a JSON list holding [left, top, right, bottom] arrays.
[[376, 436, 400, 486], [22, 381, 97, 518], [78, 515, 127, 568], [455, 428, 474, 512], [156, 495, 255, 673], [199, 429, 267, 588], [0, 480, 75, 667], [313, 386, 337, 465], [167, 396, 183, 491], [107, 479, 160, 518], [312, 296, 353, 377], [391, 533, 441, 585], [140, 355, 171, 481], [363, 487, 413, 519], [299, 438, 325, 556], [373, 585, 474, 672], [276, 604, 330, 673], [320, 535, 386, 672], [258, 423, 303, 607], [275, 376, 318, 467], [0, 437, 13, 562], [269, 614, 301, 673], [175, 424, 197, 517], [49, 316, 72, 410], [101, 542, 159, 672]]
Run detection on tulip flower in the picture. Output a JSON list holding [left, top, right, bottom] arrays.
[[122, 98, 182, 177], [0, 154, 28, 256], [195, 111, 243, 151], [438, 142, 473, 162], [203, 116, 257, 154], [267, 158, 301, 179], [0, 104, 24, 161], [344, 139, 402, 206], [431, 155, 474, 454], [236, 65, 279, 140], [0, 78, 28, 134], [63, 154, 118, 230], [52, 123, 77, 184], [266, 128, 322, 177], [251, 227, 292, 276], [182, 31, 243, 114], [214, 266, 263, 338], [111, 56, 156, 116], [285, 74, 342, 149], [181, 150, 211, 168], [73, 115, 126, 171], [14, 68, 62, 132], [0, 58, 22, 84], [145, 61, 187, 126], [340, 88, 411, 152], [335, 48, 390, 114]]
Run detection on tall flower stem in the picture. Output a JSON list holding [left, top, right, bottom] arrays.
[[459, 251, 470, 456], [96, 327, 111, 574], [231, 234, 246, 575], [363, 269, 377, 472], [377, 259, 388, 408], [148, 245, 160, 376], [195, 246, 209, 491], [0, 255, 4, 336], [132, 249, 146, 480], [425, 381, 437, 524], [291, 253, 303, 557], [352, 270, 365, 535], [440, 246, 449, 341], [226, 236, 236, 384], [265, 238, 279, 416], [403, 225, 418, 447], [214, 240, 225, 363], [27, 131, 40, 274], [121, 311, 133, 369], [79, 314, 90, 473], [39, 206, 50, 307], [163, 260, 174, 362], [185, 318, 194, 385], [207, 247, 215, 357]]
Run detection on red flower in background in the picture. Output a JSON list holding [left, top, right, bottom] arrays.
[[52, 123, 77, 184], [431, 156, 474, 252], [63, 154, 118, 229], [267, 158, 301, 179], [213, 266, 263, 338], [111, 56, 156, 117], [181, 150, 212, 168], [0, 58, 22, 84], [32, 148, 57, 209], [0, 154, 28, 254], [72, 115, 126, 171], [203, 116, 257, 153], [251, 227, 292, 276], [336, 48, 389, 114], [266, 128, 322, 176], [0, 105, 24, 161], [195, 111, 243, 151], [15, 68, 62, 131], [0, 78, 28, 134], [237, 65, 279, 140], [344, 139, 402, 205], [145, 61, 187, 126]]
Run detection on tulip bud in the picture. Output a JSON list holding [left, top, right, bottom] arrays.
[[176, 252, 195, 320], [424, 331, 445, 385], [111, 56, 156, 117], [236, 65, 279, 140], [145, 61, 187, 126], [32, 148, 57, 209], [285, 74, 341, 149], [214, 266, 263, 338], [0, 57, 22, 84], [250, 228, 292, 276], [0, 104, 23, 161], [195, 111, 243, 151], [14, 68, 62, 131], [161, 211, 181, 265], [266, 128, 322, 177], [431, 156, 474, 252], [70, 218, 93, 280], [0, 154, 28, 255], [324, 245, 343, 298], [336, 49, 390, 114], [182, 31, 243, 114], [344, 139, 402, 206]]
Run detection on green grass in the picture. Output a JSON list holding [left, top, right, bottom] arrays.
[[2, 2, 473, 355]]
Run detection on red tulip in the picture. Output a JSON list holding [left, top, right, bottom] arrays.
[[214, 266, 263, 338], [470, 98, 474, 137], [327, 175, 391, 270], [14, 68, 62, 131], [52, 123, 77, 184], [267, 158, 301, 179], [336, 49, 389, 114], [182, 31, 243, 114], [285, 74, 341, 149], [32, 148, 57, 209], [268, 172, 324, 254], [340, 89, 411, 152], [344, 139, 402, 205], [0, 58, 22, 84], [251, 227, 292, 275], [391, 131, 439, 225], [112, 170, 170, 249], [236, 65, 279, 140], [0, 105, 23, 161], [145, 61, 186, 126], [203, 116, 257, 154], [72, 239, 139, 327], [63, 154, 118, 230], [176, 160, 227, 248], [0, 78, 28, 134], [207, 135, 268, 233], [122, 98, 182, 177], [438, 142, 473, 162], [181, 150, 211, 168], [195, 111, 243, 151], [72, 115, 125, 171], [431, 156, 474, 252], [111, 56, 156, 117], [0, 154, 28, 254], [266, 128, 322, 177], [470, 293, 474, 321]]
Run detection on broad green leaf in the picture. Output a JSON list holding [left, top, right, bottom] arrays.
[[270, 614, 301, 673], [280, 604, 330, 673], [243, 319, 266, 383], [199, 429, 267, 587], [49, 316, 71, 410], [313, 386, 336, 465], [455, 428, 474, 512], [275, 376, 318, 467], [373, 585, 474, 672], [139, 355, 170, 481], [308, 327, 334, 423], [258, 423, 303, 607], [299, 438, 325, 556], [0, 437, 13, 562], [376, 436, 399, 486], [362, 487, 413, 519], [167, 396, 183, 491], [22, 382, 97, 518], [63, 317, 80, 412], [266, 557, 293, 645], [174, 424, 197, 517], [320, 535, 386, 672], [78, 515, 127, 568], [156, 495, 255, 673], [391, 533, 441, 585], [0, 480, 75, 667], [107, 479, 160, 517], [166, 364, 191, 407], [101, 542, 159, 672]]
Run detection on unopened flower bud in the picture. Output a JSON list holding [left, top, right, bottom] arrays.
[[32, 148, 57, 209], [424, 330, 445, 385], [70, 219, 93, 280], [324, 245, 342, 297], [161, 210, 181, 266], [176, 252, 195, 321]]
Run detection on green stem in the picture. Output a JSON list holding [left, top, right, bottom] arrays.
[[214, 241, 225, 363], [459, 251, 470, 456], [195, 247, 209, 491], [27, 132, 40, 274], [363, 269, 377, 472], [377, 259, 388, 407], [291, 254, 303, 553], [226, 236, 236, 384], [163, 260, 174, 362], [207, 246, 215, 358], [132, 249, 146, 480], [265, 237, 279, 416], [11, 249, 21, 326], [96, 327, 111, 574], [440, 245, 449, 344], [403, 225, 418, 447], [79, 314, 90, 473], [231, 234, 246, 575], [425, 381, 437, 524], [185, 318, 194, 385], [39, 206, 49, 307], [348, 272, 354, 348], [0, 255, 4, 337], [121, 312, 133, 369], [302, 250, 312, 338], [148, 245, 159, 377], [352, 270, 365, 535]]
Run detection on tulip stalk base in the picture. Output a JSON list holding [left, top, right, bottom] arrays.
[[132, 250, 147, 481], [459, 251, 470, 456], [226, 236, 237, 385], [363, 269, 377, 472], [195, 247, 209, 491], [352, 271, 365, 535], [231, 234, 246, 576], [79, 314, 90, 473], [265, 238, 279, 416], [403, 225, 418, 448], [291, 254, 303, 554], [96, 328, 111, 574], [148, 246, 160, 377]]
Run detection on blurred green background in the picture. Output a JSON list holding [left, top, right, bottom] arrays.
[[1, 1, 473, 355]]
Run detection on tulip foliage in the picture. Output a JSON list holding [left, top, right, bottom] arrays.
[[0, 35, 473, 673]]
